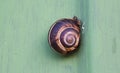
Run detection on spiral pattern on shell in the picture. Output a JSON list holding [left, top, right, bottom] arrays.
[[48, 16, 81, 55]]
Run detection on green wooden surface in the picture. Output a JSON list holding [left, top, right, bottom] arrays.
[[0, 0, 120, 73], [89, 0, 120, 73]]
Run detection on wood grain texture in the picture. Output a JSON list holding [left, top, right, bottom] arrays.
[[0, 0, 89, 73], [1, 0, 120, 73], [88, 0, 120, 73]]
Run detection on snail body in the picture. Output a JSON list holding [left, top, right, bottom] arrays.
[[48, 16, 82, 55]]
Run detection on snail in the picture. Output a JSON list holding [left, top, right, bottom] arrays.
[[48, 16, 82, 55]]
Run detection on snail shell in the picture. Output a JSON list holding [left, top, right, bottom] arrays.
[[48, 16, 82, 55]]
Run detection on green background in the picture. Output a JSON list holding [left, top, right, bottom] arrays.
[[0, 0, 120, 73]]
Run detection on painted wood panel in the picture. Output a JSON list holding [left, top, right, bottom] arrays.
[[0, 0, 120, 73], [88, 0, 120, 73], [0, 0, 89, 73]]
